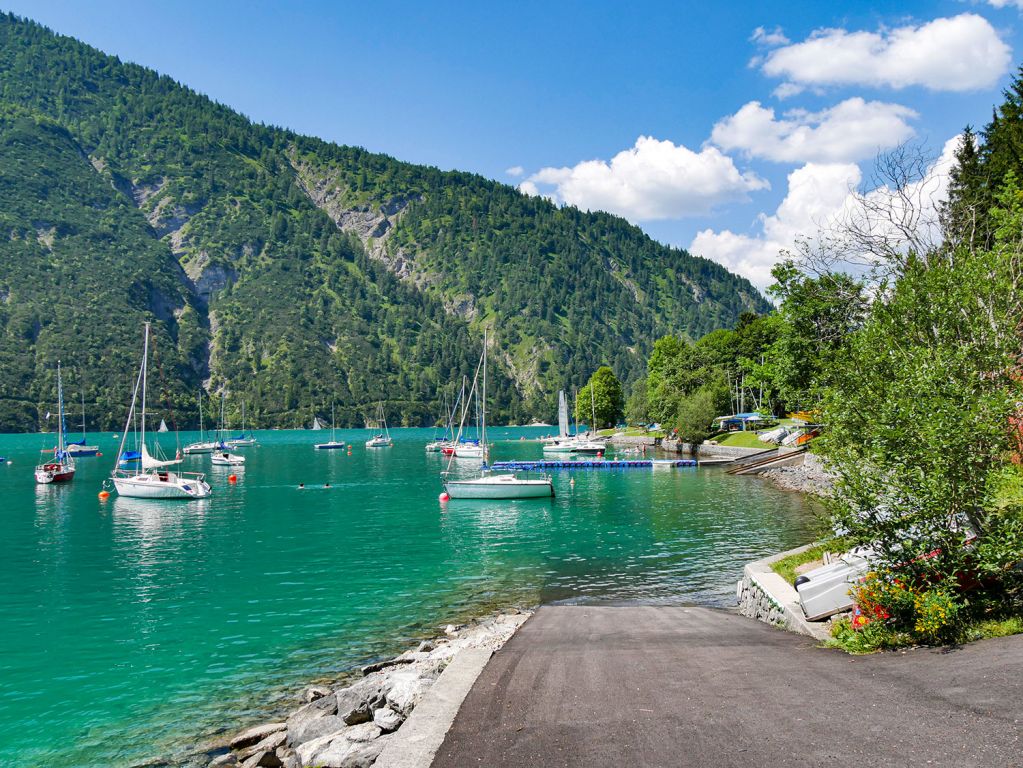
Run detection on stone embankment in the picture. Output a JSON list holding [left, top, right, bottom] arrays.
[[206, 611, 529, 768], [759, 453, 833, 496], [736, 546, 831, 641]]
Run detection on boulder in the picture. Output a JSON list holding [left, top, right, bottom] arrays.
[[240, 748, 282, 768], [416, 640, 435, 653], [276, 747, 302, 768], [230, 722, 287, 750], [286, 693, 342, 746], [373, 707, 403, 733], [208, 753, 238, 768], [385, 669, 433, 715], [296, 731, 385, 768], [344, 723, 381, 743], [302, 685, 332, 703], [335, 677, 391, 725], [238, 731, 287, 761]]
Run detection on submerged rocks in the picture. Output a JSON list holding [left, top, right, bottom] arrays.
[[211, 610, 531, 768]]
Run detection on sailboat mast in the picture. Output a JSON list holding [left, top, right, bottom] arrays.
[[590, 384, 596, 434], [56, 361, 65, 456], [481, 329, 487, 452], [80, 386, 86, 440], [140, 324, 149, 452]]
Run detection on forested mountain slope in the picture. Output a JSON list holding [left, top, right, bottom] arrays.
[[0, 13, 769, 430]]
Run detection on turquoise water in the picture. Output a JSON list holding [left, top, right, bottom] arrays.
[[0, 428, 815, 766]]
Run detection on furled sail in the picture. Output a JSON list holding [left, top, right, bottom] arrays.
[[141, 443, 182, 469], [558, 390, 569, 438]]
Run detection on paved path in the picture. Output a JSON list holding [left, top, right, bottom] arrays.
[[433, 605, 1022, 768]]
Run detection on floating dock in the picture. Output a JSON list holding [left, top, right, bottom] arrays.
[[490, 459, 697, 470]]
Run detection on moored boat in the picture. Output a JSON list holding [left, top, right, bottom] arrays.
[[365, 403, 393, 447], [110, 324, 211, 500], [443, 332, 553, 500], [35, 362, 76, 484], [315, 403, 345, 450]]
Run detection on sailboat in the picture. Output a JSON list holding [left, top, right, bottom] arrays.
[[66, 387, 99, 456], [444, 332, 554, 499], [210, 393, 245, 465], [315, 402, 345, 450], [365, 402, 393, 447], [227, 401, 257, 447], [110, 324, 211, 499], [542, 390, 575, 454], [183, 391, 217, 454], [426, 390, 456, 453], [572, 385, 608, 454], [158, 418, 169, 433], [35, 362, 76, 484]]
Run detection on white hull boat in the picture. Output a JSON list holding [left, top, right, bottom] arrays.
[[445, 473, 554, 499], [183, 441, 217, 455], [316, 404, 345, 450], [315, 441, 346, 450], [113, 471, 211, 499], [111, 323, 212, 501], [211, 451, 245, 466], [366, 436, 393, 448], [453, 444, 484, 459]]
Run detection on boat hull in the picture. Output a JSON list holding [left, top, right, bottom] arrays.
[[182, 443, 216, 455], [35, 464, 75, 484], [315, 442, 346, 450], [113, 472, 211, 499], [211, 453, 245, 466], [366, 440, 393, 448], [66, 445, 99, 457], [445, 476, 554, 499]]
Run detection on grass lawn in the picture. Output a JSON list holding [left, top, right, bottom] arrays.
[[770, 542, 830, 584], [707, 431, 767, 449]]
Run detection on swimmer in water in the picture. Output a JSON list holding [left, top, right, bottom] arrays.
[[298, 483, 305, 489], [324, 482, 331, 489]]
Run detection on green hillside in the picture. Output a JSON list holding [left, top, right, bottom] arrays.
[[0, 13, 769, 431]]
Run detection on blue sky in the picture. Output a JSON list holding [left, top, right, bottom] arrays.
[[5, 1, 1023, 288]]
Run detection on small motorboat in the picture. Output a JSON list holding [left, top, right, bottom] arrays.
[[211, 451, 245, 466]]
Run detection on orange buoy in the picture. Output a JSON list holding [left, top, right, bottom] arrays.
[[228, 474, 237, 484], [97, 452, 103, 457], [98, 490, 111, 500], [439, 492, 450, 502]]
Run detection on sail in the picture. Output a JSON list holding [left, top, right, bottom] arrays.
[[311, 417, 325, 430], [158, 418, 169, 433], [558, 390, 568, 438], [141, 443, 182, 469]]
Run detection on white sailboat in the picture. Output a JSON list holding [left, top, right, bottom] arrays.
[[111, 324, 211, 500], [210, 393, 245, 465], [542, 390, 575, 454], [158, 418, 169, 433], [66, 387, 100, 456], [227, 401, 257, 446], [444, 332, 554, 500], [365, 402, 393, 447], [183, 391, 217, 454], [35, 361, 76, 484], [315, 403, 345, 450]]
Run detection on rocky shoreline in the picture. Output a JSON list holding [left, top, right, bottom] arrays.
[[758, 453, 834, 497], [200, 610, 530, 768]]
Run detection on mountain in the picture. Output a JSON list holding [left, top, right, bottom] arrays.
[[0, 13, 770, 431]]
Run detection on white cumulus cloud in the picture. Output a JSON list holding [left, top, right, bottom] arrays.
[[517, 136, 768, 221], [690, 136, 960, 289], [761, 14, 1011, 92], [987, 1, 1023, 9], [505, 165, 525, 178], [711, 98, 917, 163]]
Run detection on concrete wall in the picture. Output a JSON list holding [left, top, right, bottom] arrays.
[[662, 439, 767, 458], [736, 545, 831, 641]]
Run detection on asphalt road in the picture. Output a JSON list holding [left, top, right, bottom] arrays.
[[432, 605, 1022, 768]]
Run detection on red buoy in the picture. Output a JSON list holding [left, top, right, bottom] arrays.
[[98, 490, 110, 500], [228, 474, 237, 484], [439, 492, 450, 502]]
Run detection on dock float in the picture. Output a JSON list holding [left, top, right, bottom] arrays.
[[490, 459, 697, 470]]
